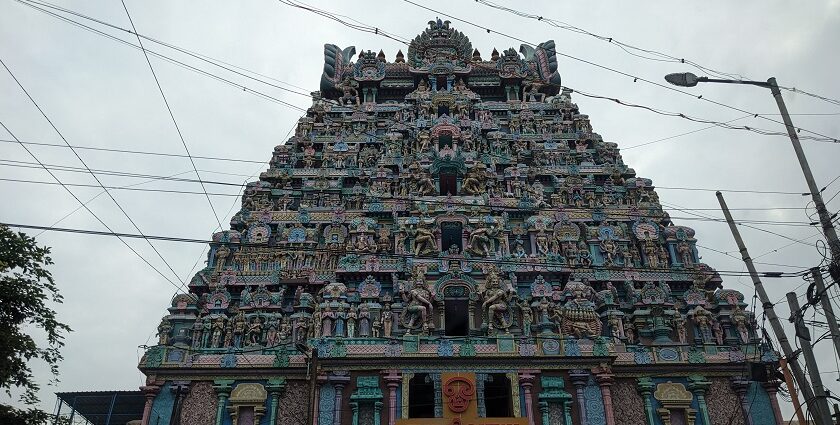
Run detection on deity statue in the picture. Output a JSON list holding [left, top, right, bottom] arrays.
[[677, 241, 694, 267], [712, 319, 724, 345], [674, 312, 687, 344], [519, 298, 534, 337], [201, 318, 212, 348], [559, 281, 602, 338], [623, 320, 636, 344], [347, 306, 357, 338], [321, 306, 335, 337], [358, 305, 371, 337], [481, 270, 512, 334], [466, 223, 500, 257], [408, 221, 438, 256], [248, 317, 263, 346], [265, 316, 279, 347], [211, 316, 226, 348], [400, 268, 434, 334], [335, 306, 347, 337], [461, 162, 489, 195], [157, 317, 172, 346], [232, 311, 247, 348], [691, 306, 713, 344], [731, 307, 751, 343], [599, 239, 619, 267], [278, 317, 292, 343], [215, 245, 230, 271], [382, 305, 393, 337], [191, 316, 204, 348]]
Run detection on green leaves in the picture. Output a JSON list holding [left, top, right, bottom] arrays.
[[0, 225, 71, 414]]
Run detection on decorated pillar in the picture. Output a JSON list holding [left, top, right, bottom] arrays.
[[211, 380, 234, 425], [569, 369, 589, 425], [731, 378, 755, 425], [383, 370, 401, 425], [762, 381, 784, 425], [637, 377, 656, 425], [139, 385, 160, 425], [518, 370, 538, 425], [329, 372, 351, 425], [266, 378, 286, 425], [687, 375, 712, 425], [475, 373, 488, 417], [594, 367, 616, 425]]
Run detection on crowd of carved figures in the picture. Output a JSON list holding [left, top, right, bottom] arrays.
[[153, 18, 755, 356]]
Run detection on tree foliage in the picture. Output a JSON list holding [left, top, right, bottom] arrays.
[[0, 225, 72, 423]]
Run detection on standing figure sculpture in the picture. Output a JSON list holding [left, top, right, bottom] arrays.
[[400, 268, 434, 334], [481, 270, 512, 334], [409, 221, 438, 256]]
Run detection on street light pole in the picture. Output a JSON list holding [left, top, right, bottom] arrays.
[[664, 72, 840, 270]]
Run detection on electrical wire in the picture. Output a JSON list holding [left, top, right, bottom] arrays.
[[0, 56, 192, 292], [120, 0, 224, 230], [474, 0, 840, 109]]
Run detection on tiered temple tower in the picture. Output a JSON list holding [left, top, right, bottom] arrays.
[[139, 19, 783, 425]]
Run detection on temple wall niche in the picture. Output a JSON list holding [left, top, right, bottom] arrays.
[[180, 382, 217, 425], [611, 379, 646, 425], [706, 378, 745, 425]]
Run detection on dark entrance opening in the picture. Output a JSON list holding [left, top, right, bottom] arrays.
[[437, 76, 447, 91], [437, 104, 450, 117], [445, 298, 469, 336], [484, 373, 513, 417], [409, 373, 435, 418], [440, 221, 463, 253], [439, 170, 457, 196], [438, 133, 453, 149]]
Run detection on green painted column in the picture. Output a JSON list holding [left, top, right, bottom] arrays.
[[688, 375, 712, 425], [637, 378, 656, 425], [266, 378, 286, 425], [212, 380, 234, 425]]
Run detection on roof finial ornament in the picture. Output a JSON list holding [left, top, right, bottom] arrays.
[[472, 49, 482, 61], [395, 50, 405, 63]]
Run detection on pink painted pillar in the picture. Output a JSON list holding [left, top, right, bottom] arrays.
[[518, 371, 538, 425], [139, 385, 160, 425], [594, 368, 616, 425], [763, 381, 784, 425], [383, 370, 402, 425]]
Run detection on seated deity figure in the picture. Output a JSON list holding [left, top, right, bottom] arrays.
[[411, 165, 436, 195], [482, 270, 512, 333], [400, 269, 434, 334]]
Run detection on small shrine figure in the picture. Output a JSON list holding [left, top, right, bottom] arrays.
[[191, 317, 204, 348], [372, 316, 382, 338], [382, 305, 393, 337], [157, 317, 172, 346], [248, 317, 263, 346], [321, 306, 335, 337], [232, 312, 247, 348], [519, 299, 534, 337], [265, 316, 279, 347], [335, 306, 347, 337], [482, 270, 512, 333], [712, 319, 724, 345], [201, 318, 212, 348], [211, 316, 226, 348], [677, 241, 694, 267], [731, 307, 751, 344], [623, 321, 636, 344], [346, 306, 358, 338], [400, 268, 434, 334], [673, 312, 687, 344], [358, 305, 372, 337], [278, 317, 292, 343]]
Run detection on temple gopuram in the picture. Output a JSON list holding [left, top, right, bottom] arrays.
[[138, 19, 783, 425]]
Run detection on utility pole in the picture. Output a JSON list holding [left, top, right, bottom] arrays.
[[717, 192, 821, 418], [787, 292, 834, 425], [811, 268, 840, 361], [768, 78, 840, 265]]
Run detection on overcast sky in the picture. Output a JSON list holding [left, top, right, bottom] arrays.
[[2, 0, 839, 419]]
